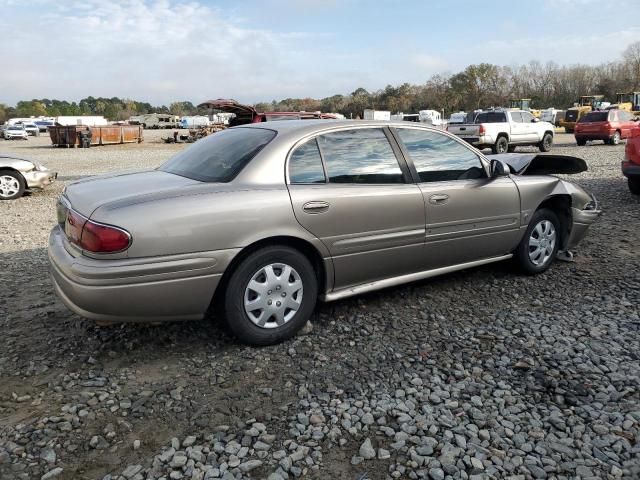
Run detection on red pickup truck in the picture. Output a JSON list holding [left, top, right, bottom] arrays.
[[575, 109, 638, 145], [623, 126, 640, 194]]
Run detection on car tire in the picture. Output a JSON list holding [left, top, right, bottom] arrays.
[[576, 138, 587, 146], [223, 246, 318, 346], [492, 136, 509, 154], [629, 177, 640, 195], [539, 133, 553, 152], [609, 131, 621, 145], [514, 208, 561, 275], [0, 170, 26, 200]]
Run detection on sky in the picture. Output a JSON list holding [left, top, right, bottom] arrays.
[[1, 0, 639, 107]]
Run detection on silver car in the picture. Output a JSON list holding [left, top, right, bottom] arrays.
[[49, 121, 600, 345], [1, 153, 58, 200]]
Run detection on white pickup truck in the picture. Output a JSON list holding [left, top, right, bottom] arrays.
[[447, 110, 555, 153]]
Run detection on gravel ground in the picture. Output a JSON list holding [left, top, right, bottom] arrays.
[[0, 131, 639, 480]]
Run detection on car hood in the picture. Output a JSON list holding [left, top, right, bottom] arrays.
[[486, 153, 588, 175], [64, 170, 205, 217]]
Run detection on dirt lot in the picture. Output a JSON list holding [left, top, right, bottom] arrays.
[[0, 131, 639, 480]]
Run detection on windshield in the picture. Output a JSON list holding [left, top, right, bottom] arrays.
[[579, 111, 609, 123], [159, 127, 276, 182]]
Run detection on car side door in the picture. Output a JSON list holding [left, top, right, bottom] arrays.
[[520, 111, 540, 142], [392, 127, 522, 270], [286, 127, 427, 290], [509, 111, 525, 143]]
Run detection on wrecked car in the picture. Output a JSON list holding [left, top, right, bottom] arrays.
[[0, 153, 58, 200], [48, 121, 600, 345], [198, 99, 337, 126]]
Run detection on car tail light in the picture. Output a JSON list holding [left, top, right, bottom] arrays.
[[478, 124, 485, 135], [64, 209, 131, 253], [81, 220, 131, 253]]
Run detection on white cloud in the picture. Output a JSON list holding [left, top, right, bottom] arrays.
[[0, 0, 339, 105]]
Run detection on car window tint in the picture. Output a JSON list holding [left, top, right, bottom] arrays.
[[475, 112, 506, 123], [396, 129, 486, 182], [510, 112, 523, 123], [289, 139, 326, 184], [159, 127, 276, 182], [317, 128, 404, 184]]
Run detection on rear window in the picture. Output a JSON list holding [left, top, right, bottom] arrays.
[[579, 111, 609, 123], [159, 127, 276, 182], [475, 112, 506, 123], [565, 110, 578, 122]]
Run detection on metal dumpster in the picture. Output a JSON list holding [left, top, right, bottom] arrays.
[[49, 125, 144, 147]]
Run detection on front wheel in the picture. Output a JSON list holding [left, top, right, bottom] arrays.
[[576, 138, 587, 146], [0, 170, 26, 200], [492, 136, 509, 154], [223, 246, 318, 345], [514, 209, 560, 274], [629, 177, 640, 195], [539, 133, 553, 152]]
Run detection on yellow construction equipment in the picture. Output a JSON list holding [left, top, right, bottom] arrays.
[[509, 98, 541, 118], [610, 92, 640, 116], [559, 95, 606, 133]]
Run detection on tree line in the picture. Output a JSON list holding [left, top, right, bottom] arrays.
[[2, 42, 639, 123]]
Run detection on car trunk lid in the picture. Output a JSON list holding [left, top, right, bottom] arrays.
[[62, 170, 201, 218]]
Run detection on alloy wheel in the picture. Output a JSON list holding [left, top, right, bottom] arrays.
[[0, 175, 20, 198], [528, 220, 556, 266]]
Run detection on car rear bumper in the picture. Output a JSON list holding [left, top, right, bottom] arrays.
[[575, 133, 613, 141], [24, 170, 57, 189], [48, 226, 238, 322], [622, 161, 640, 178]]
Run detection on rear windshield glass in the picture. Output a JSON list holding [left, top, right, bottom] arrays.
[[475, 112, 506, 123], [579, 111, 609, 123], [159, 127, 276, 182]]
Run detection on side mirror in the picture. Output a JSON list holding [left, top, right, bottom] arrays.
[[531, 118, 539, 123], [490, 159, 509, 178]]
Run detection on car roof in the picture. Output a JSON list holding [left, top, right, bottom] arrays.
[[236, 119, 446, 138]]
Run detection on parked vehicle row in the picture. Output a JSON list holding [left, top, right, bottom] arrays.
[[48, 120, 600, 345]]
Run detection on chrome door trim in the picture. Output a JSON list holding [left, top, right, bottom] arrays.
[[321, 254, 513, 302]]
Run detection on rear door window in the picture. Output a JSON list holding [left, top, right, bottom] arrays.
[[288, 139, 326, 184], [317, 128, 405, 184], [396, 128, 486, 182]]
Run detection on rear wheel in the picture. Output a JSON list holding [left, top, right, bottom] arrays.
[[576, 138, 587, 146], [609, 131, 621, 145], [539, 133, 553, 152], [629, 177, 640, 195], [492, 136, 509, 154], [0, 170, 26, 200], [223, 246, 317, 345], [515, 208, 560, 274]]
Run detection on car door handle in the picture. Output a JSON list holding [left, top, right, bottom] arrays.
[[429, 194, 449, 205], [303, 201, 330, 214]]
